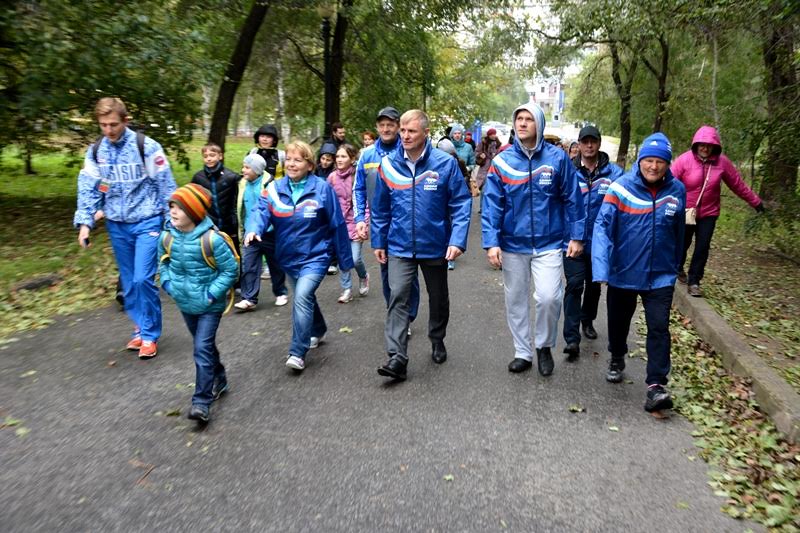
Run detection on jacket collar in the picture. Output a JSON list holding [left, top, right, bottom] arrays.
[[391, 138, 433, 169], [277, 174, 319, 201], [375, 135, 401, 157]]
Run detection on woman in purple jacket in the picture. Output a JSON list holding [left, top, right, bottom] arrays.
[[328, 144, 370, 303], [671, 126, 764, 297]]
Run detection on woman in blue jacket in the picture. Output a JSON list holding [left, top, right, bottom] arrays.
[[244, 141, 354, 372], [592, 133, 686, 413]]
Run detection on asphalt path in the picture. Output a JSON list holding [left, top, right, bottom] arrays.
[[1, 205, 754, 532]]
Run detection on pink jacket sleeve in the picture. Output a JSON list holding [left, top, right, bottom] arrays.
[[670, 154, 687, 181], [720, 156, 761, 208]]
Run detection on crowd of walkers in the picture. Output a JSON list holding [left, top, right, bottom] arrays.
[[75, 97, 764, 424]]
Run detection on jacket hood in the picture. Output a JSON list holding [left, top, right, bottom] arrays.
[[253, 124, 280, 144], [690, 125, 722, 157], [572, 150, 611, 171], [512, 102, 545, 154], [319, 141, 338, 156]]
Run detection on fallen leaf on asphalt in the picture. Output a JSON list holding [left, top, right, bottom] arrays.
[[251, 331, 260, 336], [624, 379, 634, 384], [676, 501, 689, 509], [399, 464, 408, 472], [339, 326, 353, 333], [3, 416, 22, 427], [608, 426, 620, 432], [107, 360, 116, 367], [186, 441, 193, 447], [568, 404, 585, 413], [164, 408, 181, 417], [443, 474, 454, 482], [15, 427, 30, 438], [500, 519, 508, 528], [20, 370, 37, 378], [650, 411, 670, 420]]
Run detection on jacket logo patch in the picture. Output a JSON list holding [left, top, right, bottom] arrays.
[[664, 200, 678, 217], [295, 199, 319, 218], [538, 172, 552, 186], [423, 176, 439, 191]]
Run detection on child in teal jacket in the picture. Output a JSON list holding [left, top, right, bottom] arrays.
[[159, 184, 239, 424]]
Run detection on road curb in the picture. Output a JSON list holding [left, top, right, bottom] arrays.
[[673, 286, 800, 443]]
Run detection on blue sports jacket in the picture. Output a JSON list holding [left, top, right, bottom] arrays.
[[592, 167, 686, 290], [370, 138, 472, 259], [74, 127, 176, 228], [481, 103, 585, 254], [353, 136, 402, 223], [571, 151, 624, 253], [158, 217, 239, 315], [246, 175, 354, 277]]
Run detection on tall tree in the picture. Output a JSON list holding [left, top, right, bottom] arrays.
[[207, 0, 272, 151]]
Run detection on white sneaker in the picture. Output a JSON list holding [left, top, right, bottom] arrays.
[[260, 269, 271, 280], [309, 335, 326, 349], [286, 355, 305, 370], [275, 294, 289, 306], [358, 274, 370, 296], [337, 289, 353, 303], [327, 265, 338, 275], [407, 326, 412, 337], [234, 300, 256, 311]]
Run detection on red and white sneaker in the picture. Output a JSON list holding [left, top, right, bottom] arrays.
[[138, 341, 158, 360], [126, 336, 143, 351]]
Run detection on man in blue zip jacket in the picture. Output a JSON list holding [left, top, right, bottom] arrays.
[[74, 97, 176, 359], [481, 102, 585, 377], [592, 132, 686, 412], [354, 107, 420, 329], [371, 109, 472, 381], [562, 125, 624, 361]]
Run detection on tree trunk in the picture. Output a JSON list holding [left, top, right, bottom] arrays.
[[23, 142, 34, 175], [610, 42, 639, 168], [711, 35, 720, 130], [644, 36, 670, 133], [760, 4, 799, 202], [276, 44, 290, 141], [325, 0, 351, 139], [208, 0, 271, 151]]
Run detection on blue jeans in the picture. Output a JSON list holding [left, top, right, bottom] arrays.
[[286, 273, 326, 358], [181, 311, 225, 407], [339, 240, 368, 290], [240, 231, 287, 303], [380, 262, 419, 322], [106, 216, 162, 341]]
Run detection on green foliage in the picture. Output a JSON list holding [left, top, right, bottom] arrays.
[[662, 312, 800, 530]]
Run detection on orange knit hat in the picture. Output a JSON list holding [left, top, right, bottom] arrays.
[[169, 183, 211, 223]]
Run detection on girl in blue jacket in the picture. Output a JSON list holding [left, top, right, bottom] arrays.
[[158, 184, 239, 424], [592, 133, 686, 413], [244, 141, 354, 372]]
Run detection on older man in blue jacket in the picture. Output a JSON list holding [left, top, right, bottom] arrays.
[[593, 132, 685, 413], [371, 109, 472, 381], [481, 102, 585, 377]]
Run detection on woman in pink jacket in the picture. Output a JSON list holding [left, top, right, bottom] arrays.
[[328, 144, 370, 303], [671, 126, 764, 297]]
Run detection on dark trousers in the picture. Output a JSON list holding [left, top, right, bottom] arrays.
[[606, 285, 674, 386], [562, 252, 602, 344], [181, 311, 225, 408], [386, 256, 449, 362], [681, 216, 717, 285], [380, 261, 420, 322], [240, 231, 287, 303]]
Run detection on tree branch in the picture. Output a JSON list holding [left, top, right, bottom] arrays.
[[286, 35, 323, 81]]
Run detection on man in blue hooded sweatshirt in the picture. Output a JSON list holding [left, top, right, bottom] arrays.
[[592, 132, 685, 413], [481, 103, 585, 377]]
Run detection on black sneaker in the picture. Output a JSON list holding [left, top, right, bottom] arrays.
[[644, 385, 673, 412], [536, 347, 554, 377], [211, 379, 229, 401], [606, 359, 625, 383], [187, 404, 210, 423], [508, 357, 532, 373], [581, 322, 598, 340]]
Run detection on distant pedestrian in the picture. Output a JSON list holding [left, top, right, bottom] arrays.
[[449, 123, 476, 173], [372, 110, 472, 381], [567, 141, 579, 159], [475, 128, 502, 190], [481, 103, 584, 377], [317, 141, 337, 179], [244, 141, 354, 372], [74, 97, 176, 359], [327, 144, 370, 303], [250, 124, 285, 181], [329, 122, 347, 148], [234, 153, 289, 311], [464, 130, 476, 150], [670, 126, 764, 297], [359, 131, 376, 160], [159, 184, 239, 424], [561, 126, 624, 362], [592, 132, 686, 412]]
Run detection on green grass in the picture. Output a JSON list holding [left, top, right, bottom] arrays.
[[0, 136, 255, 340]]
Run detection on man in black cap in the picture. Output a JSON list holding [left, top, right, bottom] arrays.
[[562, 125, 625, 361], [354, 107, 420, 330]]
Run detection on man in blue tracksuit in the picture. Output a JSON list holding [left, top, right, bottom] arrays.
[[371, 109, 472, 381], [481, 102, 585, 377], [592, 132, 686, 412], [74, 97, 176, 359], [353, 107, 420, 327], [562, 125, 624, 361]]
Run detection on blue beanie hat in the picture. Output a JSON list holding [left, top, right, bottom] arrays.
[[638, 132, 672, 163], [450, 123, 465, 136]]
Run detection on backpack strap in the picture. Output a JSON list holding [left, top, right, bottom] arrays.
[[199, 227, 240, 314], [159, 232, 173, 264], [200, 230, 216, 270], [91, 131, 146, 172]]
